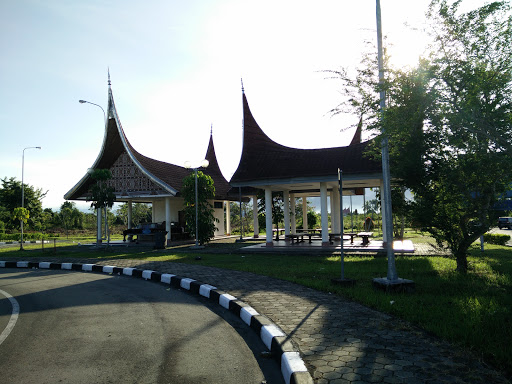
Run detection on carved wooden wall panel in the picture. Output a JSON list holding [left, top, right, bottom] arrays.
[[107, 152, 163, 194]]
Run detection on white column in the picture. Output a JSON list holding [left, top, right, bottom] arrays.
[[333, 186, 340, 233], [302, 197, 308, 230], [283, 190, 290, 240], [265, 187, 273, 246], [127, 199, 133, 229], [225, 201, 231, 235], [320, 182, 329, 245], [165, 197, 171, 245], [290, 193, 296, 234], [152, 202, 156, 222], [253, 195, 259, 238], [97, 208, 102, 244], [380, 181, 387, 242]]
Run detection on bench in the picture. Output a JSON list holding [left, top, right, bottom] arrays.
[[357, 232, 373, 245], [328, 232, 372, 245], [286, 232, 323, 244]]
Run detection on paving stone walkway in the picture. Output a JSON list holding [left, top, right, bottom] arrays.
[[4, 254, 509, 384]]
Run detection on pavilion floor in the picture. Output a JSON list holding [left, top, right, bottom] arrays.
[[239, 238, 415, 254], [80, 235, 415, 254]]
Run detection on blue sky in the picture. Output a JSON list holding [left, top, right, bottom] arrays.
[[0, 0, 484, 212]]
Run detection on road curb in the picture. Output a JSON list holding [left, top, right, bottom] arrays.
[[0, 260, 313, 384]]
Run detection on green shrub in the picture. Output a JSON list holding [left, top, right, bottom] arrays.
[[0, 232, 50, 241], [483, 233, 511, 246]]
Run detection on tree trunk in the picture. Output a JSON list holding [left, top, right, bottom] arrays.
[[454, 248, 468, 273]]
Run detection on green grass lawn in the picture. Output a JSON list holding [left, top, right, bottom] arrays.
[[1, 239, 510, 377]]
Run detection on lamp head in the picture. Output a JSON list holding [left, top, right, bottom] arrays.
[[184, 161, 191, 169], [201, 159, 209, 168]]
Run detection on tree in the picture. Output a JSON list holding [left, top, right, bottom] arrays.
[[181, 171, 218, 245], [60, 201, 83, 231], [13, 207, 29, 226], [294, 197, 317, 229], [87, 169, 116, 244], [306, 211, 319, 229], [228, 201, 253, 235], [0, 177, 46, 231], [413, 0, 512, 272], [257, 191, 285, 238], [116, 203, 152, 227], [330, 1, 512, 273]]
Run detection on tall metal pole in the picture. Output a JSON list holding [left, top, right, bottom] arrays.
[[20, 146, 41, 250], [194, 168, 199, 247], [79, 100, 106, 126], [338, 169, 345, 280], [239, 187, 243, 241], [376, 0, 398, 281], [80, 100, 106, 245]]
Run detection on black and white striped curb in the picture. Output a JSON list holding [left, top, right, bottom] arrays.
[[0, 261, 313, 384]]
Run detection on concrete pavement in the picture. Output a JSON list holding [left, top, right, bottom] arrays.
[[1, 255, 509, 384]]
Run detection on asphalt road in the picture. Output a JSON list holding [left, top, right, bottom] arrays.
[[0, 269, 283, 384]]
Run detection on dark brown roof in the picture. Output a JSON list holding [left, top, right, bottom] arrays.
[[203, 134, 233, 200], [350, 116, 363, 146], [230, 93, 382, 185], [125, 133, 231, 200], [65, 87, 233, 201]]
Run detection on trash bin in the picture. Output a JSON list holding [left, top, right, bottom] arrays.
[[153, 231, 166, 249]]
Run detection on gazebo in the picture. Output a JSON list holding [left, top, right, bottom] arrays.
[[64, 80, 236, 245], [230, 89, 386, 247]]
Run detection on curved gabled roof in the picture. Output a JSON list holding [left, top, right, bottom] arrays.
[[204, 133, 233, 200], [65, 85, 233, 201], [229, 92, 382, 186]]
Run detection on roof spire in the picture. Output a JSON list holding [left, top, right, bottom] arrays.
[[210, 123, 213, 135], [108, 67, 111, 87], [350, 115, 363, 145], [241, 78, 244, 94]]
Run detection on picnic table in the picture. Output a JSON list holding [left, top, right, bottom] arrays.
[[272, 228, 285, 240], [344, 233, 358, 244], [297, 228, 322, 234], [285, 233, 305, 244]]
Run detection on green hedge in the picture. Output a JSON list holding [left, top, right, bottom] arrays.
[[483, 233, 511, 246], [0, 232, 52, 241]]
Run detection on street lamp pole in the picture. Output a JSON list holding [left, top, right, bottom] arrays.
[[372, 0, 414, 292], [79, 100, 106, 126], [21, 146, 41, 250], [184, 159, 209, 248], [376, 0, 397, 281], [80, 99, 106, 245]]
